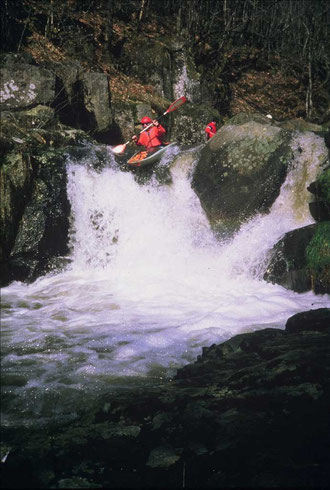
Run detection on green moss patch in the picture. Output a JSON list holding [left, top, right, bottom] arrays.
[[316, 168, 330, 203], [306, 222, 330, 272]]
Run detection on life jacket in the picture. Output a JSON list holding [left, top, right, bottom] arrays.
[[205, 122, 216, 139], [136, 124, 166, 151]]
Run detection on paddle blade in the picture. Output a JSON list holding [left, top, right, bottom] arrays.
[[111, 143, 127, 154], [165, 96, 187, 114]]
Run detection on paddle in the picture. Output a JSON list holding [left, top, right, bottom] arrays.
[[111, 96, 187, 154]]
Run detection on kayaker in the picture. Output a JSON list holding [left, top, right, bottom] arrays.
[[132, 117, 166, 153], [205, 121, 217, 140]]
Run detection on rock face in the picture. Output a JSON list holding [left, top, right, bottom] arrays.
[[2, 308, 329, 489], [61, 70, 114, 136], [120, 38, 173, 100], [2, 150, 71, 284], [192, 119, 293, 234], [0, 53, 55, 109], [264, 223, 330, 294], [308, 167, 330, 222], [0, 54, 114, 141], [170, 102, 220, 145], [285, 307, 330, 333], [0, 151, 33, 261]]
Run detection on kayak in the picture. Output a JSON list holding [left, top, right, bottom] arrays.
[[127, 143, 176, 167]]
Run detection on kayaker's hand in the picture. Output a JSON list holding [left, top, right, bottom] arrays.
[[132, 135, 138, 141], [153, 120, 159, 127]]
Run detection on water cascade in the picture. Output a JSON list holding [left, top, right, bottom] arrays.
[[172, 51, 200, 103], [1, 134, 329, 427]]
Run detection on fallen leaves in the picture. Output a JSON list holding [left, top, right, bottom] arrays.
[[229, 69, 307, 119], [24, 32, 67, 63]]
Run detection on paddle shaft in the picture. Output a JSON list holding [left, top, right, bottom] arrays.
[[124, 107, 173, 145], [114, 96, 187, 150]]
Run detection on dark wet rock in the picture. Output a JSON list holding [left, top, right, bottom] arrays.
[[76, 71, 113, 133], [324, 131, 330, 149], [57, 477, 102, 488], [0, 150, 34, 263], [285, 308, 330, 333], [53, 64, 114, 140], [3, 150, 71, 284], [309, 200, 330, 221], [1, 54, 115, 142], [307, 167, 330, 222], [264, 222, 330, 294], [192, 121, 292, 235], [146, 445, 182, 468], [118, 35, 200, 105], [264, 224, 316, 292], [1, 105, 56, 132]]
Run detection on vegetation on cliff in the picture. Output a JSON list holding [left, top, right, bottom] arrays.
[[1, 0, 330, 122]]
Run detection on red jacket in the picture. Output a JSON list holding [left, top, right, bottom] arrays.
[[205, 122, 216, 140], [136, 124, 166, 151]]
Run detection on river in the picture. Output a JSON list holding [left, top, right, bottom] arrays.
[[1, 132, 329, 429]]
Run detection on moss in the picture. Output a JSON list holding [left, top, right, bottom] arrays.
[[306, 222, 330, 272], [316, 168, 330, 203]]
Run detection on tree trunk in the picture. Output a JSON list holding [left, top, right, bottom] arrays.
[[306, 42, 313, 120]]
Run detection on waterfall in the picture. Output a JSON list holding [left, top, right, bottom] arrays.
[[1, 133, 329, 426], [172, 51, 200, 103], [219, 131, 328, 278]]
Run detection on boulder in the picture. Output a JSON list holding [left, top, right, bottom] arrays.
[[264, 222, 330, 294], [50, 63, 114, 139], [0, 150, 34, 268], [285, 308, 330, 333], [79, 71, 113, 132], [0, 53, 55, 110], [118, 36, 200, 104], [6, 150, 70, 283], [307, 167, 330, 222], [192, 119, 293, 234], [54, 63, 80, 105], [324, 131, 330, 149]]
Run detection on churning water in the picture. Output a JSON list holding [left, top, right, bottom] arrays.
[[1, 133, 329, 427]]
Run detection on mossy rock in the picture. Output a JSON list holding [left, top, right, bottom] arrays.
[[308, 167, 330, 221], [306, 222, 330, 293], [192, 120, 292, 234], [224, 112, 274, 126], [280, 119, 323, 133], [264, 222, 330, 294]]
